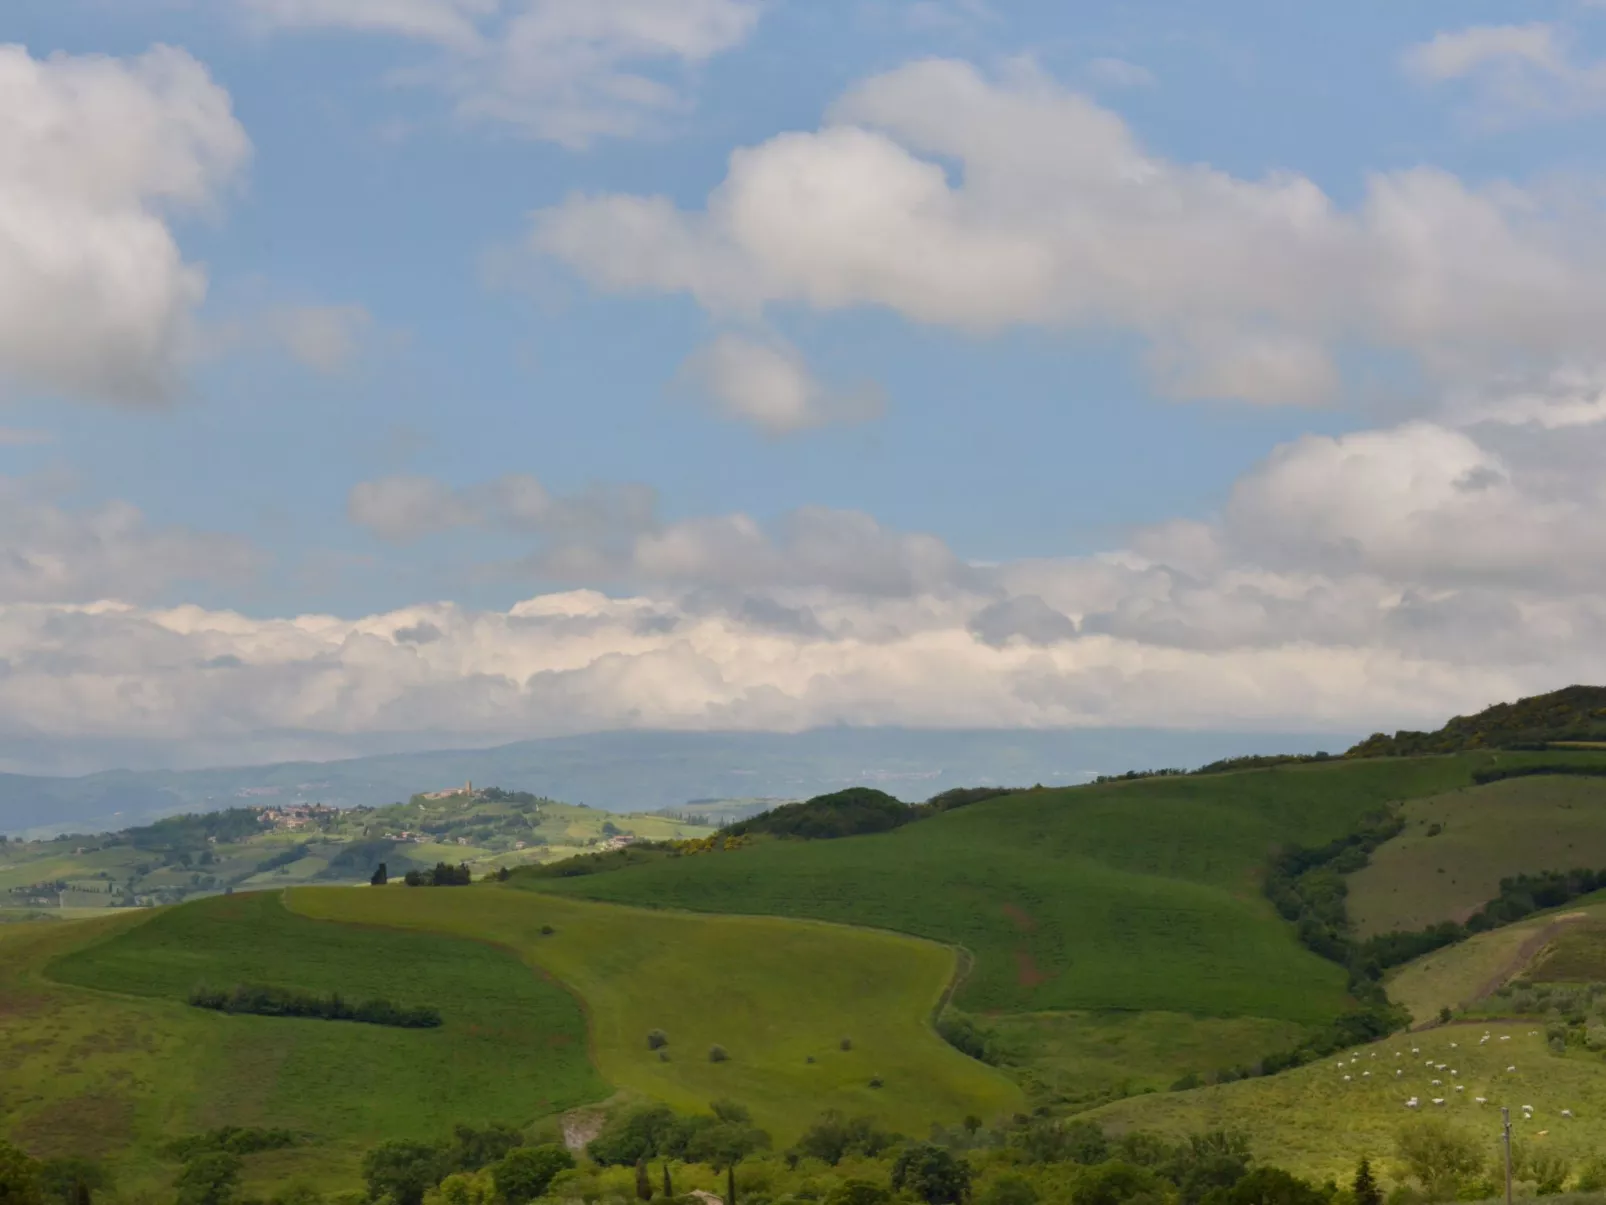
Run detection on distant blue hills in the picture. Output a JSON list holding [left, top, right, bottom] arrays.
[[0, 726, 1358, 838]]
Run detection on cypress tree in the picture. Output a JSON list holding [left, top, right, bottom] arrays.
[[635, 1158, 652, 1201], [1354, 1157, 1381, 1205], [662, 1162, 672, 1200], [726, 1163, 736, 1205]]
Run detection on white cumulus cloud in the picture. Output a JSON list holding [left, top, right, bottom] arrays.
[[679, 333, 885, 434], [0, 43, 251, 405], [529, 57, 1606, 407]]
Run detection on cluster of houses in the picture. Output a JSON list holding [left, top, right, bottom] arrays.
[[420, 781, 477, 801], [258, 803, 337, 830], [598, 833, 637, 852]]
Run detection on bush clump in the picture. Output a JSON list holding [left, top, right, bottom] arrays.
[[708, 1045, 730, 1063], [647, 1029, 668, 1050]]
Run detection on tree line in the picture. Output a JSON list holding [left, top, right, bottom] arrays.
[[188, 983, 441, 1029]]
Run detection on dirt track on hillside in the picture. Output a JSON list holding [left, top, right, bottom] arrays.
[[1467, 912, 1590, 1005]]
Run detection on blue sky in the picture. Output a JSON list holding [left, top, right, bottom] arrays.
[[5, 0, 1606, 770]]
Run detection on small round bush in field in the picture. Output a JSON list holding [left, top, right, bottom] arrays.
[[709, 1044, 730, 1063], [647, 1029, 668, 1050], [840, 1037, 853, 1051], [868, 1075, 883, 1089], [540, 925, 555, 936]]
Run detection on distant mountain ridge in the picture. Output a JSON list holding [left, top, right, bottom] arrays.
[[0, 727, 1355, 837], [1348, 685, 1606, 757]]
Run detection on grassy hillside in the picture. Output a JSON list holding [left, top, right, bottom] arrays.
[[291, 886, 1023, 1142], [40, 893, 602, 1176], [517, 756, 1524, 1022], [1096, 1020, 1603, 1181], [1347, 777, 1606, 938], [1349, 684, 1606, 757]]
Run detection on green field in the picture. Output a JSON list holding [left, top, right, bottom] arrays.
[[519, 757, 1518, 1023], [1096, 1020, 1606, 1182], [31, 892, 603, 1185], [290, 885, 1023, 1141], [984, 1011, 1312, 1106], [6, 884, 1020, 1189], [1527, 922, 1606, 982], [1384, 903, 1606, 1023], [1347, 777, 1606, 938]]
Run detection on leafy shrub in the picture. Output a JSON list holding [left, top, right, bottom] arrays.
[[648, 1029, 668, 1050], [791, 1113, 901, 1166], [826, 1181, 892, 1205], [490, 1146, 574, 1205], [0, 1141, 45, 1205], [891, 1145, 971, 1205], [163, 1128, 298, 1160], [174, 1153, 243, 1205], [709, 1044, 730, 1063], [362, 1141, 447, 1205]]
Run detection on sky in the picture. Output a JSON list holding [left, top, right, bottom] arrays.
[[4, 0, 1606, 772]]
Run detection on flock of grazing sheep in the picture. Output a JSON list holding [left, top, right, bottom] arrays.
[[1333, 1028, 1578, 1126]]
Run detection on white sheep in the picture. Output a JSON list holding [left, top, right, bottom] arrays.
[[1450, 1042, 1458, 1048], [1344, 1075, 1352, 1081], [1396, 1069, 1403, 1077], [1500, 1035, 1511, 1041], [1406, 1098, 1419, 1109], [1412, 1047, 1421, 1054], [1432, 1098, 1446, 1106], [1508, 1066, 1517, 1072], [1432, 1079, 1442, 1086], [1475, 1097, 1487, 1104], [1450, 1070, 1458, 1076], [1561, 1109, 1573, 1118], [1362, 1071, 1371, 1078]]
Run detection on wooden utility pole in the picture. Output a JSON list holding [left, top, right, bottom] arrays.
[[1502, 1106, 1514, 1205]]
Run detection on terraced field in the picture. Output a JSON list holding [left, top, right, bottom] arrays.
[[1348, 777, 1606, 938]]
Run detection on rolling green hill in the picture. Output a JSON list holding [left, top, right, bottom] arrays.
[[1348, 684, 1606, 757], [515, 755, 1524, 1023], [2, 885, 1020, 1193], [292, 886, 1022, 1141], [1347, 777, 1606, 938]]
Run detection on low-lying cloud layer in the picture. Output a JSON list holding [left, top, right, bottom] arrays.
[[5, 405, 1603, 764]]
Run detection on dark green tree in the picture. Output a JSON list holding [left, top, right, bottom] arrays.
[[826, 1181, 892, 1205], [370, 863, 388, 886], [1169, 1131, 1254, 1205], [361, 1140, 443, 1205], [1070, 1164, 1160, 1205], [635, 1158, 653, 1202], [1210, 1167, 1325, 1205], [1353, 1158, 1381, 1205], [37, 1158, 110, 1205], [490, 1145, 574, 1205], [0, 1142, 44, 1205], [442, 1124, 522, 1174], [174, 1154, 243, 1205], [793, 1113, 899, 1166], [979, 1174, 1036, 1205], [891, 1144, 971, 1205], [662, 1163, 673, 1199]]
